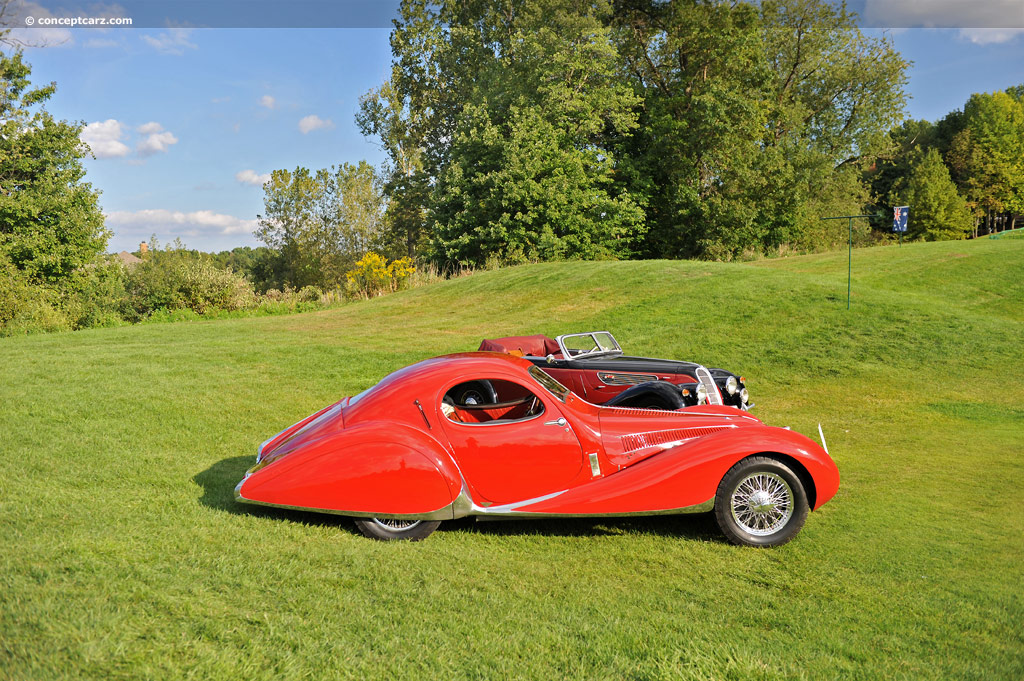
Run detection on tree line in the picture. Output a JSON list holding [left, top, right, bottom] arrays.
[[3, 2, 1022, 335], [346, 0, 911, 266]]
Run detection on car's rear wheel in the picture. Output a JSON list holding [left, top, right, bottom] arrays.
[[353, 517, 441, 541], [713, 456, 808, 547]]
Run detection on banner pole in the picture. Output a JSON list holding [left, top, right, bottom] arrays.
[[848, 218, 852, 310]]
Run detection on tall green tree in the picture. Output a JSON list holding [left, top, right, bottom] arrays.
[[955, 91, 1024, 232], [360, 0, 645, 267], [893, 148, 972, 241], [255, 161, 384, 289], [611, 0, 907, 259], [430, 0, 644, 265], [758, 0, 907, 251], [0, 52, 107, 282], [611, 0, 769, 259]]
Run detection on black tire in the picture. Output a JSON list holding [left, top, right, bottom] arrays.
[[713, 456, 809, 547], [353, 518, 441, 541], [448, 380, 497, 406], [605, 381, 684, 410]]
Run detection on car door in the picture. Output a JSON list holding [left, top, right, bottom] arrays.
[[439, 377, 584, 504]]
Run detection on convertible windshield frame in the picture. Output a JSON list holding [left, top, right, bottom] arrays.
[[528, 366, 570, 403], [555, 331, 623, 360]]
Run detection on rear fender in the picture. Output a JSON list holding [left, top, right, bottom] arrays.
[[238, 423, 463, 517]]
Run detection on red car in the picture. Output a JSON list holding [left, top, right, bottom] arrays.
[[235, 353, 838, 546], [478, 331, 751, 411]]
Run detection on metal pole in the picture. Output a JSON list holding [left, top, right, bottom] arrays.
[[821, 215, 872, 310]]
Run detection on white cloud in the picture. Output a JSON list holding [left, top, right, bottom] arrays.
[[236, 169, 271, 186], [81, 119, 130, 158], [863, 0, 1024, 29], [260, 95, 276, 109], [137, 121, 165, 135], [958, 28, 1024, 44], [105, 209, 257, 237], [141, 28, 197, 55], [136, 123, 179, 156], [298, 114, 334, 134]]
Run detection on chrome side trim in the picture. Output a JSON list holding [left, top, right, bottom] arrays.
[[474, 495, 716, 519], [598, 371, 659, 386], [818, 423, 830, 456]]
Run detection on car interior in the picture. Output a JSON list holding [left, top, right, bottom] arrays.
[[441, 379, 545, 424]]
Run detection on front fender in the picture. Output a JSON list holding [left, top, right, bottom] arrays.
[[517, 425, 838, 515], [237, 423, 463, 517]]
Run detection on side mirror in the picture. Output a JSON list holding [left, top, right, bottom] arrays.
[[546, 354, 555, 364]]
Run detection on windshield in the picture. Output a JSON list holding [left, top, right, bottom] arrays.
[[556, 331, 622, 359], [529, 366, 569, 402]]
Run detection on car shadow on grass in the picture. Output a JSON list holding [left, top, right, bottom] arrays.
[[443, 513, 721, 541], [193, 455, 361, 534], [194, 455, 721, 542]]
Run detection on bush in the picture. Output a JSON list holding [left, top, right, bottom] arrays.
[[125, 249, 257, 317], [344, 253, 414, 298], [0, 255, 69, 336]]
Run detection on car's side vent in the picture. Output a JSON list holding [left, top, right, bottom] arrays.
[[695, 367, 724, 406], [598, 372, 659, 386], [621, 426, 732, 453]]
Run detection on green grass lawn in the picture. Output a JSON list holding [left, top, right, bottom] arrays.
[[2, 238, 1022, 680]]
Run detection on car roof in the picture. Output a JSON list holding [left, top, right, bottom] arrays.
[[359, 352, 537, 401]]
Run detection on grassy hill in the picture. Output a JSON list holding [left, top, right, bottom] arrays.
[[2, 238, 1021, 680]]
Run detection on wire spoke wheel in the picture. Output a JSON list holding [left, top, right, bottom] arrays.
[[730, 472, 793, 535], [714, 456, 809, 547], [371, 518, 421, 531], [353, 516, 440, 541]]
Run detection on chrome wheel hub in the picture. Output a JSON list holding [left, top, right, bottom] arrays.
[[730, 472, 793, 536]]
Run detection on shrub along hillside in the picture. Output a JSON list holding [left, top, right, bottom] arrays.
[[1, 238, 1021, 680]]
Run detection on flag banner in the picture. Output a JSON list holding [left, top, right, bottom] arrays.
[[893, 206, 909, 233]]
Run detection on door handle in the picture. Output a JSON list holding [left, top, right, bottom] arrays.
[[544, 417, 567, 427]]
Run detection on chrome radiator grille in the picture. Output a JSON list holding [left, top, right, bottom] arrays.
[[694, 367, 723, 405]]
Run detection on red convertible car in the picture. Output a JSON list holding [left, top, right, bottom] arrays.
[[236, 353, 838, 546], [478, 331, 751, 411]]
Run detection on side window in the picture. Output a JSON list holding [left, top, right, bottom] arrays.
[[441, 379, 545, 424]]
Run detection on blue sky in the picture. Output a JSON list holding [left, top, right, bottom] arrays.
[[12, 12, 1024, 253]]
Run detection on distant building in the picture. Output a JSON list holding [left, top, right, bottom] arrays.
[[115, 251, 142, 266]]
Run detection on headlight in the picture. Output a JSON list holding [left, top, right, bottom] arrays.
[[725, 376, 738, 395], [740, 388, 749, 403]]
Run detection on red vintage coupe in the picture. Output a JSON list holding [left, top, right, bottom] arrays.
[[235, 353, 839, 546]]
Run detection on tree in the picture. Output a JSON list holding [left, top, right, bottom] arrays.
[[0, 52, 107, 282], [255, 161, 384, 289], [360, 0, 646, 267], [893, 148, 972, 241], [429, 0, 644, 266], [610, 0, 908, 259], [610, 0, 770, 259], [957, 91, 1024, 232], [758, 0, 908, 252]]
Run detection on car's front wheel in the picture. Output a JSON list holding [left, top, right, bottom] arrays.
[[713, 456, 809, 547], [353, 517, 440, 541]]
